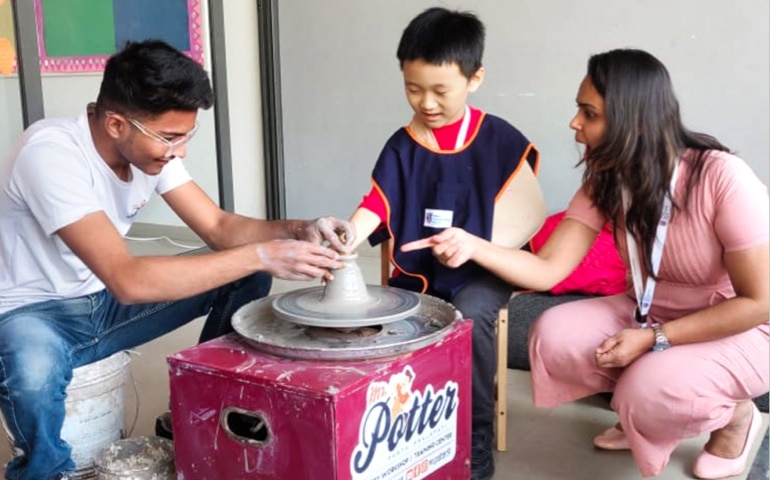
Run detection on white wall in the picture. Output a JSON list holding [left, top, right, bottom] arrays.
[[477, 0, 770, 212], [2, 2, 768, 225], [222, 1, 265, 218], [278, 0, 770, 218], [0, 78, 24, 157]]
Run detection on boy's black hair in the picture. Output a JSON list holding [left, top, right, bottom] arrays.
[[96, 39, 213, 117], [397, 7, 484, 79]]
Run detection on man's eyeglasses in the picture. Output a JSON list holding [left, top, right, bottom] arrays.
[[108, 111, 199, 157]]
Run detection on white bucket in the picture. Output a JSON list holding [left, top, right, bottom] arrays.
[[62, 351, 132, 478], [2, 351, 132, 479]]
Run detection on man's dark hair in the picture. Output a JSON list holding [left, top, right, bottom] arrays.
[[397, 7, 484, 79], [96, 39, 213, 117]]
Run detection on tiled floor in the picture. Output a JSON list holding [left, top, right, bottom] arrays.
[[0, 236, 766, 479]]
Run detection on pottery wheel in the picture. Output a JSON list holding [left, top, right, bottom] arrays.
[[232, 293, 458, 360], [272, 285, 420, 328], [231, 253, 458, 359]]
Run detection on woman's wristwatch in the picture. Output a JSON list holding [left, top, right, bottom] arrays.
[[650, 323, 671, 351]]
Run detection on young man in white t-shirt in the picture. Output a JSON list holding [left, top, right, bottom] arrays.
[[0, 40, 353, 480]]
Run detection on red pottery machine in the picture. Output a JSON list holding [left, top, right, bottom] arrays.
[[168, 254, 472, 479]]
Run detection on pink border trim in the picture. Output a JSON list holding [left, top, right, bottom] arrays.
[[32, 0, 203, 73]]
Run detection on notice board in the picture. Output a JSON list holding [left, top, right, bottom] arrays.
[[35, 0, 203, 73]]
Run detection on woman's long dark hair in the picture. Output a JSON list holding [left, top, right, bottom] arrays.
[[580, 49, 729, 278]]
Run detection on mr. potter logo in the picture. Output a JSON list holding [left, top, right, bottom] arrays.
[[350, 366, 459, 480]]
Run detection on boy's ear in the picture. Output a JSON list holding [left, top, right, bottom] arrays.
[[104, 114, 127, 140], [468, 66, 485, 93]]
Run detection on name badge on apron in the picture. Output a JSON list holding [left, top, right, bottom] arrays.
[[424, 209, 453, 229]]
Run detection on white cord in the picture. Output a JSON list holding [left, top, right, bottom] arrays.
[[123, 350, 141, 438], [124, 235, 204, 250]]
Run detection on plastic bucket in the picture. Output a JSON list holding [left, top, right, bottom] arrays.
[[62, 351, 132, 479], [94, 436, 175, 480], [1, 351, 132, 479]]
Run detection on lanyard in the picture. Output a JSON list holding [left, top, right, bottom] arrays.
[[454, 105, 471, 150], [623, 160, 679, 328]]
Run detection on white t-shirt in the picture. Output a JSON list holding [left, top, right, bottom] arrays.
[[0, 110, 192, 314]]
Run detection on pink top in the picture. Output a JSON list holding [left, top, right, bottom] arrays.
[[565, 149, 769, 324]]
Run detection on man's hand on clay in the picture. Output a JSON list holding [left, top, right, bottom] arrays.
[[302, 216, 357, 253], [256, 239, 345, 281]]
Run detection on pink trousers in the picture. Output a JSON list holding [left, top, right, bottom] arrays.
[[529, 294, 769, 477]]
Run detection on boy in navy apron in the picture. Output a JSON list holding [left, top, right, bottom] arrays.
[[346, 7, 546, 480]]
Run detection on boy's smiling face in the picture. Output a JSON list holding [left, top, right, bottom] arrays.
[[402, 59, 484, 129]]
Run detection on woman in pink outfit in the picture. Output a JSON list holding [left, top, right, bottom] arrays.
[[402, 48, 769, 478]]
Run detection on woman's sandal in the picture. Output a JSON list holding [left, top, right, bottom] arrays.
[[593, 425, 631, 450]]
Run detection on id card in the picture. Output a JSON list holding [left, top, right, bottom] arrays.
[[424, 209, 453, 229]]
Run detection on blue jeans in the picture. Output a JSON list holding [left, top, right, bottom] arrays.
[[0, 272, 271, 480]]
